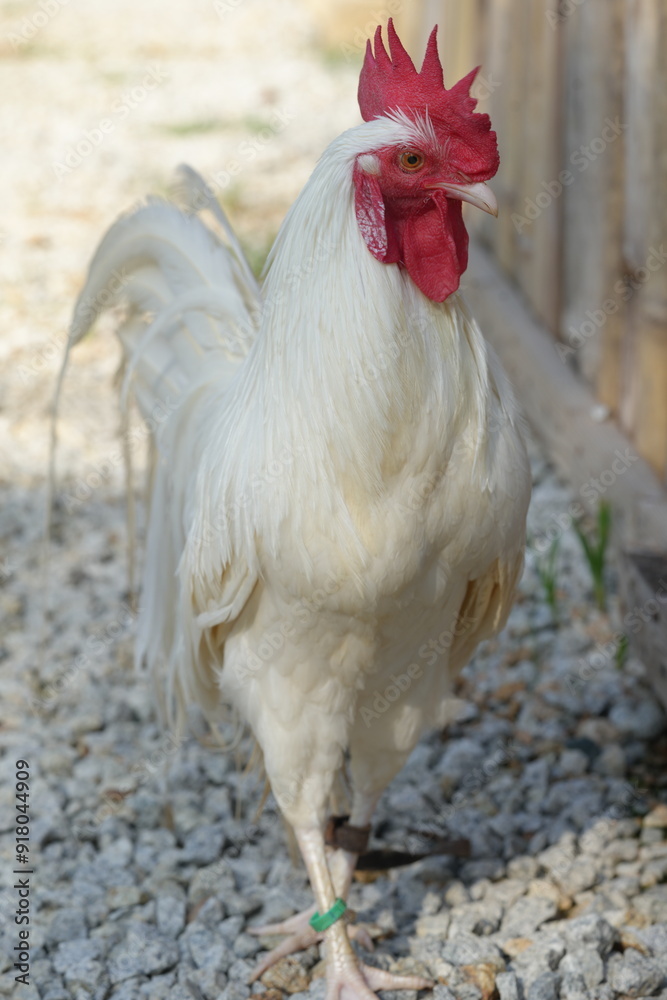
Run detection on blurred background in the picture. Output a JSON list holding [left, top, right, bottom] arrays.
[[2, 0, 666, 485], [435, 0, 667, 484], [1, 0, 402, 483]]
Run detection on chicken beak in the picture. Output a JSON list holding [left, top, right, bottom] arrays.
[[426, 181, 499, 217]]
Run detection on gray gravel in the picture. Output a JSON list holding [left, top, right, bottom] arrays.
[[2, 431, 667, 1000]]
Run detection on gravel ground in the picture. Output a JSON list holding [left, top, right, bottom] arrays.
[[1, 3, 667, 999]]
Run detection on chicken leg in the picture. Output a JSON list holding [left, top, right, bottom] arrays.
[[249, 788, 380, 980], [248, 846, 373, 981], [250, 784, 431, 999], [290, 826, 432, 1000]]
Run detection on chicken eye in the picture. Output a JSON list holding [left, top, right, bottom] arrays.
[[399, 150, 425, 172]]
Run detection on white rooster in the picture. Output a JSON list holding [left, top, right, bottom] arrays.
[[63, 21, 530, 1000]]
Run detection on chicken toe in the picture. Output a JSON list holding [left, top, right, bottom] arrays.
[[248, 912, 376, 981], [248, 922, 320, 982], [247, 904, 317, 939], [321, 934, 432, 1000]]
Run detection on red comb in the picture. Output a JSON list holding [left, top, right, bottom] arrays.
[[358, 20, 499, 181]]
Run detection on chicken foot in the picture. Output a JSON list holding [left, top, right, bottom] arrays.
[[250, 826, 431, 1000], [248, 847, 373, 981]]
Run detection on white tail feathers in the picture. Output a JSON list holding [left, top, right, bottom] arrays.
[[66, 179, 260, 421], [51, 168, 262, 732]]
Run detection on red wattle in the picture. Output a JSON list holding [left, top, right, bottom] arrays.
[[354, 167, 469, 303], [398, 194, 468, 303], [353, 164, 400, 264]]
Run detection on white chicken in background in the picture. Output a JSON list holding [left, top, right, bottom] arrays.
[[62, 21, 530, 1000]]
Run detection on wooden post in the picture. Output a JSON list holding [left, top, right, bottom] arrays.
[[514, 0, 562, 334], [474, 0, 527, 267], [623, 0, 667, 480], [560, 0, 626, 404], [437, 0, 481, 87]]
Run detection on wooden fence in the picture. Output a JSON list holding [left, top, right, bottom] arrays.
[[411, 0, 667, 483]]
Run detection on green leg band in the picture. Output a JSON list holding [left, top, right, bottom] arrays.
[[309, 898, 347, 932]]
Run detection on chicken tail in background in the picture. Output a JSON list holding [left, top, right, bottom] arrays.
[[52, 167, 260, 727]]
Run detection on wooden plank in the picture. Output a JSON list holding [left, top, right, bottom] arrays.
[[514, 0, 562, 334], [560, 0, 626, 403], [466, 239, 667, 706], [471, 0, 525, 258], [407, 0, 442, 53], [619, 553, 667, 712], [633, 313, 667, 480], [623, 0, 658, 274], [466, 241, 667, 551], [623, 0, 667, 480], [437, 0, 481, 88]]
